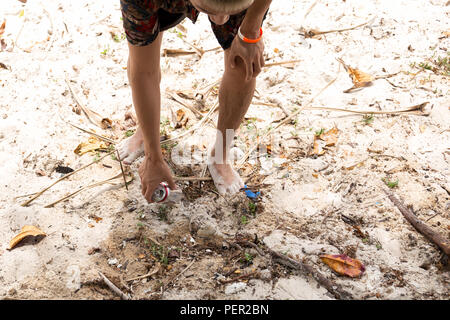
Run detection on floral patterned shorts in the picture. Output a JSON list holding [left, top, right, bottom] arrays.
[[120, 0, 266, 50]]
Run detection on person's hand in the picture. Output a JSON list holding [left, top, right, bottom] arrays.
[[228, 31, 265, 81], [138, 156, 176, 203]]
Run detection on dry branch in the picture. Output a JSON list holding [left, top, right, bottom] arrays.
[[301, 17, 375, 38], [174, 176, 212, 181], [126, 265, 160, 282], [304, 102, 430, 116], [44, 172, 130, 208], [267, 248, 353, 300], [264, 60, 301, 68], [167, 91, 204, 119], [384, 189, 450, 255], [236, 240, 353, 300], [61, 118, 116, 144], [20, 150, 115, 206], [65, 76, 111, 129], [237, 68, 340, 169], [160, 100, 219, 145], [163, 48, 196, 56], [219, 270, 258, 284], [98, 271, 131, 300]]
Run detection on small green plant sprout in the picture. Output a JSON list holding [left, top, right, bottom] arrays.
[[248, 201, 257, 216], [362, 114, 374, 125], [93, 151, 101, 162], [243, 252, 254, 264], [240, 215, 249, 225], [151, 244, 169, 266], [136, 222, 144, 229], [101, 47, 109, 55], [418, 62, 433, 70], [376, 242, 382, 250], [382, 177, 399, 189], [124, 129, 135, 137], [157, 205, 169, 221], [113, 33, 126, 43], [315, 128, 325, 136]]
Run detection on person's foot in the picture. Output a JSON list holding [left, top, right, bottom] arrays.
[[207, 147, 245, 195], [118, 127, 145, 165]]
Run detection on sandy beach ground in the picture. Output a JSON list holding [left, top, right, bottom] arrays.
[[0, 0, 449, 300]]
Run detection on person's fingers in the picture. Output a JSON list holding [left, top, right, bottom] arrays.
[[167, 175, 177, 190], [253, 59, 262, 77], [229, 53, 237, 69], [244, 57, 252, 81], [144, 187, 154, 203], [145, 182, 161, 203], [141, 182, 147, 197]]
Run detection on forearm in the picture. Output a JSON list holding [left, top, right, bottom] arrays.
[[240, 0, 272, 37], [129, 71, 163, 161]]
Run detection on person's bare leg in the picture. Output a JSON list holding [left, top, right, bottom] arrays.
[[208, 49, 256, 194]]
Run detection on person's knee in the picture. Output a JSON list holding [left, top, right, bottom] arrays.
[[127, 58, 161, 85]]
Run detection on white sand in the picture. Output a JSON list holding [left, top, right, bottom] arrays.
[[0, 0, 449, 299]]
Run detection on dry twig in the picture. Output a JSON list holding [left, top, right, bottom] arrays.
[[65, 76, 112, 129], [301, 17, 375, 38], [264, 60, 301, 68], [384, 189, 450, 255], [44, 172, 131, 208], [236, 240, 353, 300], [98, 271, 131, 300], [126, 265, 160, 282], [237, 68, 340, 169], [21, 150, 116, 206], [267, 248, 353, 300]]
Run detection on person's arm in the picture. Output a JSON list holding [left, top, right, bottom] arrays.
[[127, 34, 177, 202], [228, 0, 272, 81], [240, 0, 272, 39]]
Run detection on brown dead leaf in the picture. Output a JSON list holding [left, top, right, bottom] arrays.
[[312, 127, 339, 156], [439, 31, 450, 39], [347, 67, 374, 87], [74, 136, 108, 155], [175, 109, 188, 128], [89, 214, 103, 223], [312, 138, 326, 156], [320, 254, 365, 277], [88, 247, 101, 255], [0, 20, 5, 37], [337, 58, 374, 92], [8, 225, 46, 250], [319, 127, 339, 146], [35, 169, 46, 176], [100, 117, 112, 129]]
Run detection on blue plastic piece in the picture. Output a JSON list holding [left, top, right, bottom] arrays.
[[241, 185, 261, 199]]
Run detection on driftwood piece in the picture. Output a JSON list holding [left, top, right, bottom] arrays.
[[384, 189, 450, 255]]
